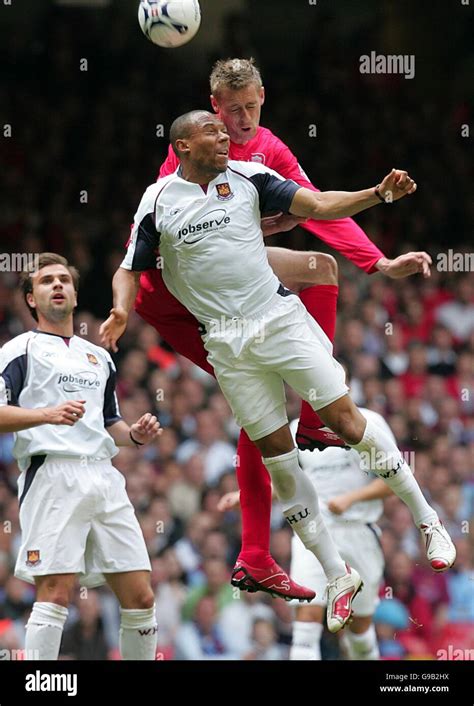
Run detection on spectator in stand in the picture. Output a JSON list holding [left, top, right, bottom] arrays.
[[174, 595, 237, 660], [436, 277, 474, 343]]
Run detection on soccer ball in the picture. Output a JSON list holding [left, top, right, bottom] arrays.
[[138, 0, 201, 48]]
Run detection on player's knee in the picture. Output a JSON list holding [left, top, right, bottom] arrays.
[[298, 252, 338, 288], [36, 577, 72, 607], [312, 253, 338, 285], [131, 586, 155, 610]]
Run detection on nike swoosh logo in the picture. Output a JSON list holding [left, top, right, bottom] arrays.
[[183, 233, 212, 244]]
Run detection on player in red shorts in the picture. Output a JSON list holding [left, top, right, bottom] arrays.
[[101, 59, 432, 603]]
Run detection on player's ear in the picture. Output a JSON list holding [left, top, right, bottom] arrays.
[[26, 292, 36, 312], [210, 94, 219, 114], [175, 139, 190, 155], [260, 86, 265, 106]]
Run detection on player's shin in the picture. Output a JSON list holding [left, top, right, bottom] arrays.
[[290, 621, 323, 660], [24, 602, 68, 660], [119, 606, 158, 660], [349, 416, 437, 526], [262, 449, 346, 580], [236, 429, 273, 567]]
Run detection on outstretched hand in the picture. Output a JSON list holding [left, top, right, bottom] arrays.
[[261, 212, 307, 236], [130, 413, 162, 445], [377, 168, 417, 202], [377, 251, 432, 279], [217, 490, 241, 512], [99, 307, 128, 352]]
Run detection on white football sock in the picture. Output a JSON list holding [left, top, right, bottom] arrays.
[[263, 449, 346, 580], [290, 621, 323, 660], [119, 606, 158, 660], [341, 624, 379, 660], [25, 602, 68, 660], [351, 416, 437, 526]]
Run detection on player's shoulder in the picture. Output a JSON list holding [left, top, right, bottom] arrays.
[[257, 125, 288, 150], [142, 173, 180, 205], [228, 159, 273, 179], [0, 331, 36, 363]]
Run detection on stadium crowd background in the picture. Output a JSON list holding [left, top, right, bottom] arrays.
[[0, 1, 472, 659]]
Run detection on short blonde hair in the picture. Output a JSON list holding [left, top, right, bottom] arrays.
[[210, 58, 262, 96]]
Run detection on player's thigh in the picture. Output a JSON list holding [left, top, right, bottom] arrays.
[[15, 458, 92, 584], [209, 350, 287, 441], [135, 269, 214, 375], [86, 464, 151, 586], [274, 299, 348, 410], [266, 247, 335, 290], [157, 317, 214, 375]]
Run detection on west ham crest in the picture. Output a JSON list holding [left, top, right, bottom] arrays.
[[216, 182, 234, 201]]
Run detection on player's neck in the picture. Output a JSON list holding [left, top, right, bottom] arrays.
[[36, 316, 74, 338], [178, 162, 222, 186], [180, 163, 223, 185]]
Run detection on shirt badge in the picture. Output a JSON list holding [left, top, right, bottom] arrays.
[[87, 353, 99, 366], [250, 153, 266, 164], [26, 550, 41, 567], [216, 182, 234, 201]]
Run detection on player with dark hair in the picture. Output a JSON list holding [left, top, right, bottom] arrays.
[[102, 111, 454, 632], [101, 58, 432, 602], [0, 253, 161, 660]]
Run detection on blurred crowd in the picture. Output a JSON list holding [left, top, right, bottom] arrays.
[[0, 3, 472, 660]]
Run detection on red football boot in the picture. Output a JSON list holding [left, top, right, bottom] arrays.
[[296, 423, 349, 452], [231, 559, 316, 603]]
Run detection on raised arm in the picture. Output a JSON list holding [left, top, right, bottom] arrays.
[[270, 140, 431, 275], [327, 479, 393, 515], [289, 169, 416, 220]]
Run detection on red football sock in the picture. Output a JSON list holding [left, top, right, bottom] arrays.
[[236, 428, 273, 567], [299, 284, 339, 429]]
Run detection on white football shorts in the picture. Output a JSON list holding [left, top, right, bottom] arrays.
[[203, 292, 348, 441], [15, 455, 151, 588], [290, 521, 384, 616]]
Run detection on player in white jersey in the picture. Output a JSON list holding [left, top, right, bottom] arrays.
[[218, 410, 391, 659], [0, 253, 161, 660], [289, 411, 393, 660], [102, 110, 456, 632]]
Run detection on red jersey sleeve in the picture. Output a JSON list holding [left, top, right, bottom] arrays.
[[158, 144, 179, 179], [269, 138, 385, 274]]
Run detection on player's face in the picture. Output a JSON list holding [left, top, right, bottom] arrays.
[[28, 264, 77, 322], [185, 117, 230, 175], [211, 84, 264, 144]]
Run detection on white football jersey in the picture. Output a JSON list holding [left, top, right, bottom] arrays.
[[121, 160, 301, 325], [0, 331, 122, 470], [290, 409, 395, 524]]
